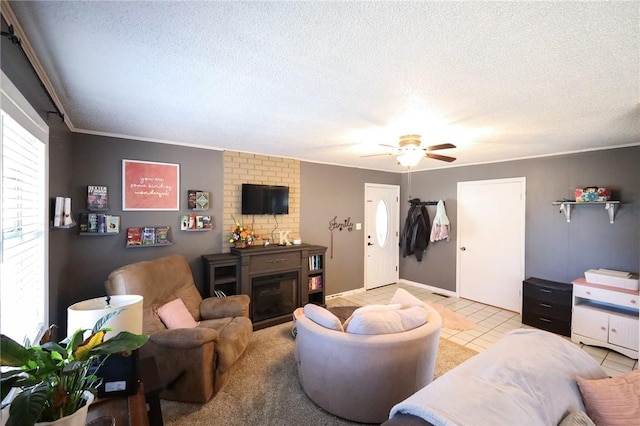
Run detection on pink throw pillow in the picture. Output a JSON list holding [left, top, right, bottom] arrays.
[[576, 370, 640, 425], [157, 298, 199, 329]]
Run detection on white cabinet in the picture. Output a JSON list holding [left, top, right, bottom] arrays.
[[571, 278, 639, 359]]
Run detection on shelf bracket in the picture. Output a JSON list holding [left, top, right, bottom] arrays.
[[559, 203, 571, 222], [605, 202, 616, 224]]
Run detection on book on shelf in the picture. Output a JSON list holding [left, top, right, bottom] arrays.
[[106, 215, 120, 233], [53, 196, 64, 226], [180, 215, 190, 230], [78, 213, 89, 232], [97, 214, 107, 233], [155, 226, 171, 244], [142, 227, 156, 245], [309, 255, 322, 271], [87, 185, 108, 210], [87, 213, 98, 233], [188, 189, 210, 210], [62, 197, 74, 226], [126, 227, 142, 246], [308, 275, 323, 291], [181, 214, 212, 231]]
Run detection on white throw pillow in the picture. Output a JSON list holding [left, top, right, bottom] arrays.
[[345, 305, 428, 335], [389, 288, 425, 308], [343, 304, 402, 330], [303, 304, 344, 332]]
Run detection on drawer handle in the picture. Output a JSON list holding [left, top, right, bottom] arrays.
[[539, 289, 552, 293], [611, 328, 617, 333], [539, 318, 551, 323], [631, 300, 637, 304], [601, 326, 606, 331], [586, 291, 592, 295], [539, 303, 552, 308], [265, 259, 285, 264]]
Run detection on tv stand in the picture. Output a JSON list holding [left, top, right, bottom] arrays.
[[202, 244, 327, 330]]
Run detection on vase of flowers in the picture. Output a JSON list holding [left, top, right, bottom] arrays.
[[1, 310, 148, 426], [229, 217, 258, 248]]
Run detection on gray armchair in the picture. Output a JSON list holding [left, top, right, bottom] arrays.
[[105, 254, 252, 403]]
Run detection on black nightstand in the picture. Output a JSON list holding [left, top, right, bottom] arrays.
[[522, 277, 573, 337]]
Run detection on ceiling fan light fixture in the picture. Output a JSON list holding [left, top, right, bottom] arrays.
[[397, 148, 423, 167]]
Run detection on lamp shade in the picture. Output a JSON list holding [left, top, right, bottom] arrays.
[[67, 295, 143, 340]]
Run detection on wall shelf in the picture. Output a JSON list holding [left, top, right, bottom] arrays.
[[126, 243, 173, 249], [182, 228, 212, 232], [552, 201, 619, 224], [51, 223, 76, 229], [79, 232, 118, 236]]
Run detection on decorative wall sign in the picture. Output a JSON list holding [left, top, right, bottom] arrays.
[[122, 159, 180, 211], [328, 216, 354, 258]]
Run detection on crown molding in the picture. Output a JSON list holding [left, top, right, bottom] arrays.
[[1, 1, 72, 128]]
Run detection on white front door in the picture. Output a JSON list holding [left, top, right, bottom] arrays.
[[365, 183, 400, 289], [456, 177, 526, 312]]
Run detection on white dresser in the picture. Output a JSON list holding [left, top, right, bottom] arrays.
[[571, 277, 639, 359]]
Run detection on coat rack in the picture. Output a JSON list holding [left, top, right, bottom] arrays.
[[408, 198, 444, 206]]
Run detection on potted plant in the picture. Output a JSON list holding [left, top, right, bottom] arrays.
[[1, 310, 149, 426], [229, 216, 258, 248]]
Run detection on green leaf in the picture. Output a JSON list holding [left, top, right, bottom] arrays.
[[90, 331, 149, 355], [7, 382, 49, 426], [92, 309, 122, 334], [1, 335, 33, 367]]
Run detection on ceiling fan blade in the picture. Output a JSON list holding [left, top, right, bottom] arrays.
[[378, 143, 399, 149], [361, 152, 394, 158], [426, 153, 457, 162], [425, 143, 456, 151]]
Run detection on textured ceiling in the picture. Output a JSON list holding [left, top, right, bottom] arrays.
[[6, 1, 640, 172]]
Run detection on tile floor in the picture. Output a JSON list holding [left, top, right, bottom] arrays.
[[326, 282, 638, 378]]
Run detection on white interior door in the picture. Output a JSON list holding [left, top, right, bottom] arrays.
[[365, 184, 399, 290], [457, 177, 525, 312]]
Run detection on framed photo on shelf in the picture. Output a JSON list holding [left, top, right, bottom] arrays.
[[122, 159, 180, 211]]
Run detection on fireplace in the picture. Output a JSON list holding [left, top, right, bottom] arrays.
[[251, 271, 298, 323]]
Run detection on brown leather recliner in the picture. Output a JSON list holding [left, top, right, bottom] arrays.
[[105, 254, 252, 403]]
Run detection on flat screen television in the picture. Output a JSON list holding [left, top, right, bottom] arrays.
[[242, 184, 289, 215]]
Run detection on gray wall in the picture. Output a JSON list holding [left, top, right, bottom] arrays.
[[300, 163, 400, 295], [60, 134, 224, 334], [400, 147, 640, 292]]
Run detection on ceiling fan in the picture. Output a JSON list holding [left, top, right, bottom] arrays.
[[364, 135, 457, 167]]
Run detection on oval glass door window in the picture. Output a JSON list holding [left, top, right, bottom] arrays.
[[376, 200, 389, 247]]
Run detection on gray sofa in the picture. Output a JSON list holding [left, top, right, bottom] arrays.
[[385, 329, 609, 426], [294, 303, 443, 424]]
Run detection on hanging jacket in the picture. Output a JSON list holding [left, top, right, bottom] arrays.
[[400, 199, 430, 261], [430, 200, 451, 242]]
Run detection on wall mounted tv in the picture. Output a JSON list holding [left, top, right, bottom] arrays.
[[241, 184, 289, 215]]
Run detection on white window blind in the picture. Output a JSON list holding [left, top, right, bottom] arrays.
[[1, 71, 49, 344]]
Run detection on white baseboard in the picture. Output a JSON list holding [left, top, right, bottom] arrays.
[[398, 279, 459, 298], [327, 280, 459, 300], [325, 287, 366, 300]]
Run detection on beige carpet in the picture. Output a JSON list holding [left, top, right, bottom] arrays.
[[162, 321, 477, 426]]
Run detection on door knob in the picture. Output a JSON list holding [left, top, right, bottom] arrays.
[[460, 246, 466, 251], [367, 242, 374, 246]]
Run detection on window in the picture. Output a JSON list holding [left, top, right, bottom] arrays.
[[1, 70, 49, 345]]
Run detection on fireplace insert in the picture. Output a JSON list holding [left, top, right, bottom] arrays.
[[251, 271, 298, 323]]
